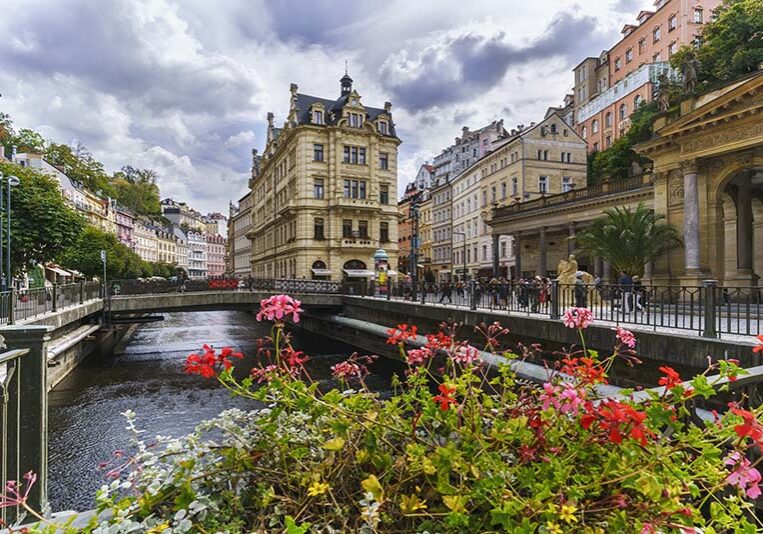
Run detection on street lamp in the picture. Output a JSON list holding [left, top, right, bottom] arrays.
[[4, 174, 19, 291], [452, 231, 467, 282]]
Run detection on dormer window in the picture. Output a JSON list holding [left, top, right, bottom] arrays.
[[348, 112, 363, 128], [312, 110, 324, 124], [378, 120, 388, 135]]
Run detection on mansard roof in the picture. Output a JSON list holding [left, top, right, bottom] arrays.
[[293, 93, 396, 137]]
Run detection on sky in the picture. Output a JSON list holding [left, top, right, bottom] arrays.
[[0, 0, 653, 214]]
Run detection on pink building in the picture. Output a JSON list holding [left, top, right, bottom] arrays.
[[573, 0, 720, 152], [116, 207, 135, 249], [206, 233, 226, 277]]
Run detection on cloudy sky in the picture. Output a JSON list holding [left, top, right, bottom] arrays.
[[0, 0, 652, 214]]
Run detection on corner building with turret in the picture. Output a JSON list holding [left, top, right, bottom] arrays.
[[248, 74, 400, 280]]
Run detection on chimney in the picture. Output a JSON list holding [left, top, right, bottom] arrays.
[[384, 101, 392, 114], [290, 83, 298, 95]]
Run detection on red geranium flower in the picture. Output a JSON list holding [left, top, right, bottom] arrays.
[[386, 324, 418, 345], [658, 366, 683, 390], [754, 334, 763, 354], [729, 403, 763, 443], [433, 383, 457, 411]]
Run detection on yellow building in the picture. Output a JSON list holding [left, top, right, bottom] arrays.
[[418, 194, 433, 279], [154, 227, 178, 266], [248, 73, 400, 280]]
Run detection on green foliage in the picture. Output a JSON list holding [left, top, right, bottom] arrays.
[[0, 161, 86, 274], [576, 203, 682, 276], [44, 143, 114, 196], [111, 166, 162, 218], [11, 128, 46, 154], [44, 317, 757, 533], [57, 226, 145, 280], [586, 103, 658, 184], [692, 0, 763, 88]]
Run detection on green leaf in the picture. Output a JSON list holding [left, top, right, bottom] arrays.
[[361, 474, 384, 501], [323, 437, 346, 451], [284, 516, 311, 534]]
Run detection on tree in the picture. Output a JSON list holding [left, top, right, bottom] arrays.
[[112, 166, 162, 217], [687, 0, 763, 88], [12, 128, 46, 153], [576, 203, 682, 276], [57, 226, 145, 280], [0, 160, 86, 275], [44, 142, 114, 195]]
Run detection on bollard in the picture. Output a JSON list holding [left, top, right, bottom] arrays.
[[469, 280, 477, 311], [550, 279, 560, 320], [702, 279, 718, 338], [52, 284, 58, 312], [8, 287, 15, 325]]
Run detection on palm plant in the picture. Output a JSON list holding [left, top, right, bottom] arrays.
[[576, 203, 682, 276]]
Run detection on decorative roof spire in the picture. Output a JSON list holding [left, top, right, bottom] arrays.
[[340, 63, 353, 96]]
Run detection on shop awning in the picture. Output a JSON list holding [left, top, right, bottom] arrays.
[[311, 268, 333, 276], [343, 269, 375, 278], [47, 266, 72, 276], [387, 270, 399, 277]]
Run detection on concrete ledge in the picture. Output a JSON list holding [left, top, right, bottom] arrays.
[[110, 291, 342, 314], [20, 299, 103, 331]]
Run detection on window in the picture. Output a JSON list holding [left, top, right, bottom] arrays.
[[653, 26, 661, 43], [343, 146, 350, 163], [482, 245, 487, 261], [562, 176, 572, 192], [501, 182, 507, 199], [359, 147, 366, 165], [537, 149, 543, 160], [625, 48, 633, 63], [550, 123, 557, 134], [358, 220, 368, 239], [348, 112, 363, 128], [606, 135, 612, 148], [359, 181, 366, 199], [582, 126, 588, 139], [313, 143, 324, 162], [634, 94, 643, 108], [669, 41, 678, 57], [638, 37, 646, 54], [605, 112, 612, 128], [379, 152, 389, 170], [614, 57, 622, 71], [491, 186, 496, 203], [342, 219, 353, 238], [544, 150, 549, 160], [380, 222, 389, 242], [313, 110, 324, 124], [593, 142, 599, 151], [343, 145, 366, 164], [343, 179, 351, 198], [619, 103, 628, 120], [314, 178, 324, 199], [378, 121, 388, 135], [668, 14, 677, 31], [482, 190, 487, 207], [538, 176, 548, 194], [501, 241, 507, 258], [314, 218, 325, 239], [653, 51, 661, 62], [379, 184, 389, 205], [693, 8, 703, 24], [511, 177, 518, 196], [592, 119, 599, 133]]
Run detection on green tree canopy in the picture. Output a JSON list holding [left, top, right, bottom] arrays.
[[687, 0, 763, 88], [0, 160, 86, 275], [44, 142, 114, 196], [57, 226, 146, 280], [112, 166, 162, 217], [576, 203, 682, 276]]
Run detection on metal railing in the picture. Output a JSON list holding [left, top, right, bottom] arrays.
[[376, 279, 762, 338], [109, 277, 343, 296], [0, 281, 102, 325]]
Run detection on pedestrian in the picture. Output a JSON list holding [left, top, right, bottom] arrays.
[[574, 271, 588, 308], [633, 275, 645, 311], [618, 270, 633, 314], [439, 281, 453, 304]]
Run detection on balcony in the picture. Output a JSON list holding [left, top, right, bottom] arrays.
[[335, 196, 379, 211]]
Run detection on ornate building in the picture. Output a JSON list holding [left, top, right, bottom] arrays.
[[227, 192, 252, 276], [248, 73, 400, 280]]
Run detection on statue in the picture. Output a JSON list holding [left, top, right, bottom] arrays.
[[681, 53, 700, 94], [655, 73, 672, 112], [557, 254, 579, 286], [556, 255, 601, 307]]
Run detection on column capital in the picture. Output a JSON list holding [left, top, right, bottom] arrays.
[[680, 159, 699, 175]]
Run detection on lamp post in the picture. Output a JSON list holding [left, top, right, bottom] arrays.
[[409, 203, 420, 301], [4, 174, 19, 291], [0, 171, 5, 292]]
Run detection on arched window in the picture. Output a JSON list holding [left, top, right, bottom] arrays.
[[581, 126, 588, 139], [592, 119, 599, 133], [619, 103, 628, 120], [634, 94, 643, 108], [605, 112, 612, 128]]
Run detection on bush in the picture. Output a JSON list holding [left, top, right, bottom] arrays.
[[7, 299, 763, 532]]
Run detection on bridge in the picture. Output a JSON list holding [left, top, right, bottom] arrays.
[[0, 276, 761, 523]]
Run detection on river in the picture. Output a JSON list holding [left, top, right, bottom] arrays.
[[47, 310, 395, 512]]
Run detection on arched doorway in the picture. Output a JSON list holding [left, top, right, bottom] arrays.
[[311, 260, 331, 280], [342, 259, 369, 280]]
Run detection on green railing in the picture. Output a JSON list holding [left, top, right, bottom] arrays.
[[0, 282, 103, 325]]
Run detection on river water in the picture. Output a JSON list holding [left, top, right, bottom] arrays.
[[47, 310, 395, 511]]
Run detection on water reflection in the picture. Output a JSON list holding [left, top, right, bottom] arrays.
[[48, 311, 393, 511]]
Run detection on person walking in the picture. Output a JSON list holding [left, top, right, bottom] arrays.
[[618, 271, 633, 314], [574, 271, 588, 308], [633, 275, 645, 311], [439, 281, 453, 304]]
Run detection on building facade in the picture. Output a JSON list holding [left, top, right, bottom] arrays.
[[227, 192, 253, 276], [173, 227, 189, 274], [206, 233, 226, 277], [161, 198, 205, 231], [134, 219, 158, 263], [187, 230, 208, 278], [432, 121, 507, 184], [573, 0, 720, 151], [248, 73, 400, 280], [154, 227, 178, 266], [430, 181, 453, 281], [115, 207, 135, 250]]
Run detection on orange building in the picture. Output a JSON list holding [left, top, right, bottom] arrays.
[[573, 0, 720, 152]]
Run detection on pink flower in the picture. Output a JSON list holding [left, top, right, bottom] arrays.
[[725, 452, 762, 499], [539, 382, 585, 415], [250, 364, 280, 383], [331, 360, 363, 380], [562, 307, 594, 330], [615, 327, 636, 349], [256, 294, 304, 323], [406, 347, 432, 366], [452, 344, 481, 366], [0, 471, 37, 508]]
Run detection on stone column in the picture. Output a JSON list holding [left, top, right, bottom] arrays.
[[567, 222, 576, 257], [644, 260, 654, 278], [492, 233, 500, 278], [538, 227, 547, 277], [603, 261, 611, 283], [594, 257, 603, 277], [682, 160, 701, 273], [736, 173, 754, 273], [514, 234, 522, 279]]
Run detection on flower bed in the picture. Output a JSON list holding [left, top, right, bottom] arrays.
[[6, 297, 763, 533]]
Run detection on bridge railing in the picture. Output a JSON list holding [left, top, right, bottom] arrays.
[[0, 282, 104, 325], [109, 277, 343, 296]]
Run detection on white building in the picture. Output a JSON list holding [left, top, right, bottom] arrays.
[[227, 192, 252, 277], [187, 230, 208, 278], [451, 168, 483, 280], [134, 219, 157, 263], [173, 227, 189, 273]]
